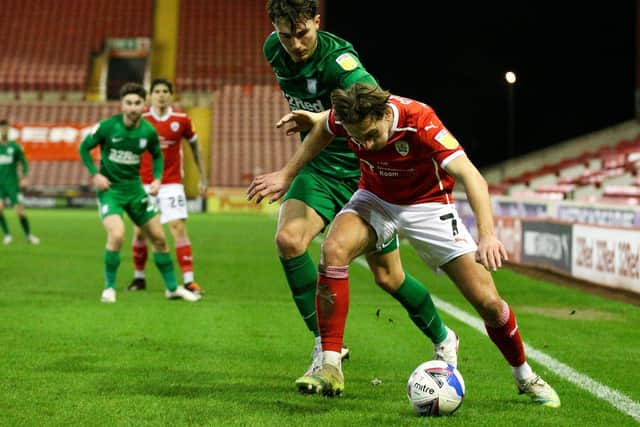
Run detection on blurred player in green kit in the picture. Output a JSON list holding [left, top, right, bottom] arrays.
[[78, 82, 200, 304], [0, 119, 39, 245]]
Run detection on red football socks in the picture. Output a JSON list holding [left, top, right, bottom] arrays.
[[485, 300, 526, 366], [317, 266, 350, 353]]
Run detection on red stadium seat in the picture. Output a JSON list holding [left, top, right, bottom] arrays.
[[210, 85, 294, 187], [1, 0, 152, 95], [176, 0, 274, 92]]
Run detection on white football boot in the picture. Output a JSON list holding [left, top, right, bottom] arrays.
[[516, 375, 561, 408], [296, 363, 345, 396], [165, 285, 201, 302], [100, 288, 116, 303], [433, 326, 459, 368]]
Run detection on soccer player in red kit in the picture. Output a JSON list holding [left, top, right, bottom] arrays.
[[128, 78, 207, 295], [248, 83, 560, 407]]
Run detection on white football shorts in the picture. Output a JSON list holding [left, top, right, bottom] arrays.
[[339, 189, 477, 271], [143, 183, 188, 224]]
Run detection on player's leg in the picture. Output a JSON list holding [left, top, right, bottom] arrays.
[[129, 184, 155, 290], [139, 214, 200, 302], [128, 225, 148, 290], [403, 203, 558, 405], [367, 247, 457, 367], [279, 170, 355, 377], [160, 184, 201, 293], [352, 190, 457, 366], [277, 198, 328, 375], [277, 198, 326, 332], [100, 213, 126, 303], [296, 211, 373, 396], [0, 197, 11, 244], [442, 251, 560, 407], [128, 188, 176, 294], [15, 198, 39, 244], [139, 215, 176, 291], [168, 219, 203, 294], [96, 189, 128, 303]]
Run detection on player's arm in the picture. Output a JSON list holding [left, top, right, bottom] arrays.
[[148, 131, 164, 196], [331, 50, 378, 89], [79, 124, 110, 191], [445, 155, 508, 271], [341, 69, 377, 89], [247, 110, 334, 204], [16, 145, 29, 188], [187, 137, 207, 194]]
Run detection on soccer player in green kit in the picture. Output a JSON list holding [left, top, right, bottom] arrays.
[[0, 119, 40, 245], [260, 0, 458, 384], [78, 82, 200, 304]]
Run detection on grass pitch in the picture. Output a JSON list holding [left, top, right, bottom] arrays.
[[1, 209, 638, 426]]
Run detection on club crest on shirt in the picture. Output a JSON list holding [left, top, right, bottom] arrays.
[[434, 129, 459, 149], [306, 79, 317, 94], [336, 53, 357, 71], [139, 138, 147, 149], [170, 121, 180, 132], [394, 140, 410, 156]]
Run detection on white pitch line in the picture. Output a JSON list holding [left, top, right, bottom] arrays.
[[313, 235, 640, 422]]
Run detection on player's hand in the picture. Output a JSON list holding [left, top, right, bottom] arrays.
[[246, 170, 290, 204], [276, 110, 324, 135], [148, 179, 161, 196], [475, 235, 508, 272], [92, 173, 111, 191], [19, 177, 29, 188], [199, 178, 208, 197]]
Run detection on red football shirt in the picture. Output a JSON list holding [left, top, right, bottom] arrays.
[[140, 107, 197, 184], [327, 95, 465, 205]]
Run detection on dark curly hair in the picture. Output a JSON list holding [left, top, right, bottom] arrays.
[[331, 83, 391, 125], [267, 0, 318, 28], [119, 82, 147, 100], [150, 78, 173, 94]]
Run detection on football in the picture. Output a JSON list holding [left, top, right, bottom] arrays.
[[407, 360, 465, 416]]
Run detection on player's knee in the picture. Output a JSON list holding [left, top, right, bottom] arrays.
[[148, 235, 168, 251], [133, 228, 145, 241], [321, 238, 351, 266], [109, 231, 126, 248], [475, 294, 504, 322], [275, 228, 306, 258], [372, 268, 404, 293], [169, 220, 186, 237]]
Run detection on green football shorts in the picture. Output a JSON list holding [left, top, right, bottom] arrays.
[[0, 183, 23, 206], [97, 184, 159, 226], [283, 167, 398, 254]]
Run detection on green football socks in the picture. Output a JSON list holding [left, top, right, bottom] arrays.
[[0, 213, 8, 235], [391, 272, 447, 343], [18, 215, 30, 236], [281, 252, 320, 337], [104, 250, 120, 289], [153, 252, 178, 292]]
